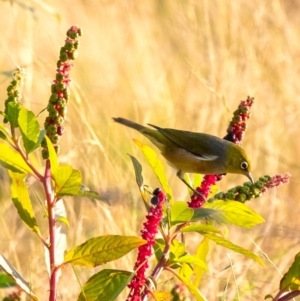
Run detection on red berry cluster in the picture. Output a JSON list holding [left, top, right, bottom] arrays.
[[188, 175, 217, 208], [126, 188, 166, 301], [224, 96, 254, 144], [41, 26, 82, 159]]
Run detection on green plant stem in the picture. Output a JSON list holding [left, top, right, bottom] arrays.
[[43, 159, 57, 301]]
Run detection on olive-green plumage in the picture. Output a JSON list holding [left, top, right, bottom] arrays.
[[113, 117, 254, 191]]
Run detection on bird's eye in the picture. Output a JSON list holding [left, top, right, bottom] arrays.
[[240, 161, 248, 170]]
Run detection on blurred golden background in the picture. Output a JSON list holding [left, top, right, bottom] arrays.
[[0, 0, 299, 300]]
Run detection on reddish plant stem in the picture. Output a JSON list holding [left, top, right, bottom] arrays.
[[43, 159, 57, 301]]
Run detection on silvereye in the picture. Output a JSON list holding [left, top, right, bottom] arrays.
[[113, 117, 254, 192]]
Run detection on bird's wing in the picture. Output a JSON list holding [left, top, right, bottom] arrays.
[[148, 124, 221, 160]]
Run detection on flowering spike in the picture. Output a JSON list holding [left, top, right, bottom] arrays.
[[224, 96, 254, 144], [3, 67, 25, 124], [126, 189, 166, 301], [208, 173, 291, 203], [42, 26, 81, 159]]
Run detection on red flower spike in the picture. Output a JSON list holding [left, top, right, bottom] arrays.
[[126, 189, 166, 301]]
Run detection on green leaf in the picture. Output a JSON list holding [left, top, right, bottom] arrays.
[[54, 164, 81, 196], [170, 201, 194, 225], [30, 129, 45, 153], [8, 171, 40, 234], [170, 239, 186, 259], [174, 255, 208, 270], [77, 269, 133, 301], [192, 208, 218, 221], [64, 235, 146, 267], [173, 272, 208, 301], [0, 273, 16, 288], [128, 154, 144, 188], [280, 252, 300, 291], [180, 224, 221, 234], [76, 189, 109, 205], [204, 200, 265, 228], [134, 139, 173, 202], [0, 143, 33, 174], [18, 108, 40, 154], [203, 233, 264, 266], [44, 135, 58, 173], [7, 102, 21, 127]]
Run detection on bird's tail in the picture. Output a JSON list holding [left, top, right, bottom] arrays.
[[113, 117, 148, 133]]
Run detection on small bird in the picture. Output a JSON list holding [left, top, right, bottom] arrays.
[[113, 117, 254, 193]]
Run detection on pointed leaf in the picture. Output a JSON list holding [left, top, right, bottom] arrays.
[[44, 135, 58, 173], [204, 200, 265, 228], [128, 154, 144, 188], [174, 255, 208, 270], [7, 102, 21, 127], [8, 171, 40, 234], [77, 269, 133, 301], [0, 255, 40, 301], [76, 187, 109, 205], [18, 108, 40, 154], [134, 139, 173, 202], [280, 252, 300, 291], [64, 235, 146, 267], [54, 164, 81, 196], [203, 233, 264, 266], [172, 271, 208, 301], [170, 201, 194, 225], [0, 143, 33, 174], [193, 237, 210, 286]]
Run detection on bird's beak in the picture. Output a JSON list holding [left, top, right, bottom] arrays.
[[246, 172, 254, 184]]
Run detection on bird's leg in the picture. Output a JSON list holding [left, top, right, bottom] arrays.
[[176, 171, 205, 199]]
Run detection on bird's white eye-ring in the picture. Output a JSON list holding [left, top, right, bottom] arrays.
[[240, 161, 248, 170]]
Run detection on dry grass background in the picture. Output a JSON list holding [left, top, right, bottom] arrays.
[[0, 0, 299, 300]]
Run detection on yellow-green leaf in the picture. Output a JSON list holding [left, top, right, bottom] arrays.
[[8, 171, 40, 234], [203, 233, 264, 266], [64, 235, 146, 267], [204, 200, 265, 228], [0, 143, 33, 174], [193, 237, 210, 286], [134, 139, 173, 202], [174, 255, 208, 270], [172, 271, 208, 301], [280, 252, 300, 291], [180, 224, 221, 234], [170, 201, 194, 225], [53, 164, 81, 196], [44, 135, 58, 173]]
